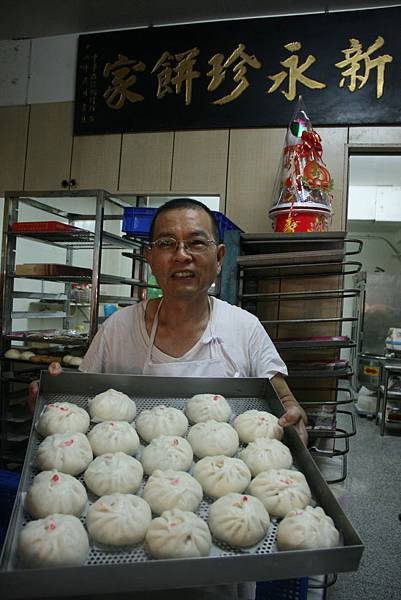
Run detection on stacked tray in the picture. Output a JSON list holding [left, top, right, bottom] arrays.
[[0, 374, 364, 600]]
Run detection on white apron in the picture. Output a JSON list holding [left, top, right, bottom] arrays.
[[142, 299, 240, 378], [141, 300, 254, 599]]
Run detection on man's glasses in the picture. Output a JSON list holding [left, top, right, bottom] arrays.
[[150, 237, 218, 254]]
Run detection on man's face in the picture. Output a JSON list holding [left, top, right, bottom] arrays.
[[145, 208, 225, 300]]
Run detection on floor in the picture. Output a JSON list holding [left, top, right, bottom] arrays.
[[323, 410, 401, 600]]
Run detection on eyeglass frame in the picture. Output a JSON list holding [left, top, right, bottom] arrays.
[[148, 236, 219, 254]]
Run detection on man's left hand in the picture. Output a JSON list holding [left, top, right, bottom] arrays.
[[270, 374, 308, 446], [278, 406, 308, 446]]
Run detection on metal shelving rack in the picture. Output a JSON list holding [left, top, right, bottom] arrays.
[[376, 364, 401, 435], [0, 189, 149, 468], [221, 231, 363, 484]]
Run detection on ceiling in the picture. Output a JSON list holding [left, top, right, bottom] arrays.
[[0, 0, 400, 40]]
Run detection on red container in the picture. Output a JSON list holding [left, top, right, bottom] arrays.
[[12, 221, 83, 233], [270, 207, 331, 233]]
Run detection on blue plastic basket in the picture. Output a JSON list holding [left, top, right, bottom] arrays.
[[256, 577, 309, 600], [0, 470, 20, 550], [122, 207, 242, 240]]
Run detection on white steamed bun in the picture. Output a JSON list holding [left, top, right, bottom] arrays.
[[141, 435, 193, 475], [18, 514, 89, 567], [193, 455, 251, 498], [36, 432, 93, 475], [5, 349, 21, 359], [89, 388, 136, 422], [187, 420, 239, 458], [87, 493, 151, 546], [84, 452, 143, 496], [136, 405, 188, 442], [26, 470, 87, 518], [143, 469, 203, 515], [248, 468, 311, 518], [20, 351, 35, 360], [36, 402, 90, 436], [88, 421, 140, 456], [239, 438, 293, 476], [69, 356, 82, 367], [234, 410, 283, 443], [186, 394, 231, 423], [208, 493, 270, 547], [145, 509, 212, 559], [277, 505, 340, 550]]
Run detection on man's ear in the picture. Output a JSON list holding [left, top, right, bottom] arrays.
[[144, 246, 152, 265], [216, 244, 225, 272], [217, 243, 225, 261]]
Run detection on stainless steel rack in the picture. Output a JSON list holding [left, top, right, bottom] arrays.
[[220, 231, 363, 484], [376, 363, 401, 435], [0, 190, 150, 468]]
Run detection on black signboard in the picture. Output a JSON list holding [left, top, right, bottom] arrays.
[[74, 6, 401, 135]]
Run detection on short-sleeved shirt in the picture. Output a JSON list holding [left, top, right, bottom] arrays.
[[80, 297, 287, 379]]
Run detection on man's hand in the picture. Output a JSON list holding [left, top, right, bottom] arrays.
[[270, 374, 308, 446], [28, 361, 62, 414], [278, 405, 308, 447]]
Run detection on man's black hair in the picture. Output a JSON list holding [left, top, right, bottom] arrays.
[[149, 198, 221, 243]]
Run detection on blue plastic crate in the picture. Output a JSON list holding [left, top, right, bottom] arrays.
[[122, 207, 242, 240], [122, 207, 157, 237], [0, 470, 21, 550], [213, 212, 243, 240], [256, 578, 308, 600]]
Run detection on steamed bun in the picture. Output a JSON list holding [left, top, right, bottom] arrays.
[[26, 470, 87, 518], [89, 388, 136, 422], [234, 410, 283, 443], [84, 452, 143, 496], [277, 505, 340, 550], [239, 438, 292, 476], [36, 432, 93, 475], [141, 435, 193, 476], [208, 493, 270, 547], [145, 509, 212, 559], [87, 493, 151, 546], [186, 394, 231, 423], [143, 470, 202, 515], [88, 421, 140, 456], [136, 405, 188, 442], [36, 402, 90, 436], [248, 468, 311, 518], [193, 455, 251, 498], [187, 420, 239, 458], [18, 514, 89, 567], [5, 349, 21, 359]]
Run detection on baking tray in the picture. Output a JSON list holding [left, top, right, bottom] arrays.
[[0, 373, 364, 600], [15, 264, 92, 277], [237, 249, 345, 267]]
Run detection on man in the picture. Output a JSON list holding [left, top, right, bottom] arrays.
[[28, 198, 307, 599], [29, 198, 307, 444]]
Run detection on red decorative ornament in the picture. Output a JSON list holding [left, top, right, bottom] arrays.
[[269, 97, 333, 233]]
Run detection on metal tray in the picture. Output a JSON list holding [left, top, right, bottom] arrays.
[[0, 373, 364, 600]]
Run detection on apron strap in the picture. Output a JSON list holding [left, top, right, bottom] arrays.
[[144, 296, 240, 377], [209, 299, 240, 377], [144, 298, 164, 367]]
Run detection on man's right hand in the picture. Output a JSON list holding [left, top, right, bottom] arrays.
[[28, 362, 62, 414]]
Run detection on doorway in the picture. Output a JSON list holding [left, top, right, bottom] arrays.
[[344, 147, 401, 399]]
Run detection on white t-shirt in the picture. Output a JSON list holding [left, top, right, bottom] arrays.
[[80, 297, 287, 379]]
